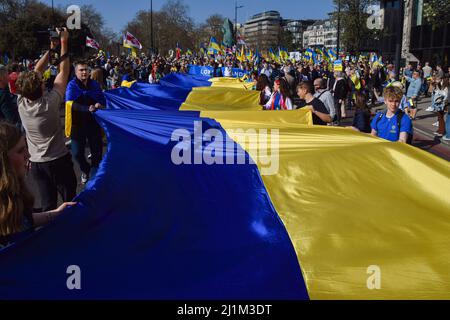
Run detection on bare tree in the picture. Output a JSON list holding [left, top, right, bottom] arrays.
[[123, 0, 196, 55]]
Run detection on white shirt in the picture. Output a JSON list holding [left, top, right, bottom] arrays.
[[263, 86, 272, 101], [260, 67, 272, 78]]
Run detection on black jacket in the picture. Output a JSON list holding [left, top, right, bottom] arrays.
[[332, 78, 349, 100]]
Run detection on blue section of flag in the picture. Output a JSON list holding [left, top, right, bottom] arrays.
[[160, 72, 212, 89], [104, 83, 189, 111], [0, 94, 309, 298]]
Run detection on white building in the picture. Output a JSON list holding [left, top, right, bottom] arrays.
[[303, 19, 338, 49]]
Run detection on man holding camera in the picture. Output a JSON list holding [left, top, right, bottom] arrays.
[[16, 28, 77, 212]]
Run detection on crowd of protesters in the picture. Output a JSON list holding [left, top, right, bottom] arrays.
[[1, 31, 450, 247]]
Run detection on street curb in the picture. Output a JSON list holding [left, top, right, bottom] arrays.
[[406, 97, 450, 147], [414, 124, 450, 146]]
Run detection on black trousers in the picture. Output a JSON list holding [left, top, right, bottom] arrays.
[[71, 123, 103, 177], [29, 153, 77, 212], [334, 98, 342, 123]]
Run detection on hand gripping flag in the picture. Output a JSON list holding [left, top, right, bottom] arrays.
[[86, 36, 100, 51], [65, 78, 106, 137], [123, 32, 143, 50]]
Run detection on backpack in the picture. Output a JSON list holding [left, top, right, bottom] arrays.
[[375, 110, 413, 144]]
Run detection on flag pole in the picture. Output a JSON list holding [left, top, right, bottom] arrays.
[[150, 0, 154, 55]]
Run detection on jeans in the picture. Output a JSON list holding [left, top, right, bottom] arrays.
[[445, 111, 450, 139], [71, 123, 103, 178], [29, 153, 77, 211]]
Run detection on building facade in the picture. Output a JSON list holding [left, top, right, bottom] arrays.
[[244, 11, 283, 49], [380, 0, 449, 66], [283, 19, 316, 50], [303, 19, 338, 49]]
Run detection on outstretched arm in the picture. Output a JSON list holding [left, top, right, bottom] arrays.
[[53, 28, 70, 98]]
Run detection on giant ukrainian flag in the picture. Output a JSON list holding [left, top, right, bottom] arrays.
[[0, 74, 449, 299]]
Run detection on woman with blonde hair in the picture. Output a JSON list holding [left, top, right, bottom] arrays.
[[0, 122, 75, 248], [91, 68, 105, 91]]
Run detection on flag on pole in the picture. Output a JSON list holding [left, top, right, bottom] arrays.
[[220, 42, 227, 55], [236, 46, 245, 62], [208, 37, 221, 54], [305, 48, 314, 63], [269, 48, 276, 61], [279, 47, 289, 61], [253, 49, 262, 64], [176, 42, 181, 59], [246, 49, 253, 61], [123, 32, 143, 50], [327, 48, 337, 61], [86, 36, 100, 51]]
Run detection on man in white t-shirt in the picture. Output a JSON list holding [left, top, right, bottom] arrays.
[[16, 28, 77, 211]]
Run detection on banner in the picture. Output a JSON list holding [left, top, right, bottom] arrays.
[[290, 52, 301, 61], [188, 65, 214, 77], [334, 60, 343, 72], [187, 66, 247, 78], [221, 68, 248, 78]]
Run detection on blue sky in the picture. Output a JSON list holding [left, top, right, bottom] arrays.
[[40, 0, 334, 33]]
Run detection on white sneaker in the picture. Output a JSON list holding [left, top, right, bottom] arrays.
[[442, 136, 450, 141], [432, 122, 439, 127], [425, 107, 434, 112], [81, 173, 89, 184]]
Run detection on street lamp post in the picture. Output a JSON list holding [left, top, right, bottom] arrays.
[[150, 0, 154, 55], [336, 0, 341, 58], [235, 1, 244, 45], [51, 0, 56, 27], [394, 0, 405, 80]]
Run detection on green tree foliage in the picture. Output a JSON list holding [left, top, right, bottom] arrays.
[[0, 0, 65, 60], [278, 28, 295, 51], [423, 0, 450, 28], [332, 0, 378, 54]]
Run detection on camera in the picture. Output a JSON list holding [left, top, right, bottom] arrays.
[[49, 30, 59, 39], [37, 26, 61, 39]]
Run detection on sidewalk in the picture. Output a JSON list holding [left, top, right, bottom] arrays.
[[341, 97, 450, 161]]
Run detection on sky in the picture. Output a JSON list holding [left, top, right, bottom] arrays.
[[40, 0, 335, 34]]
